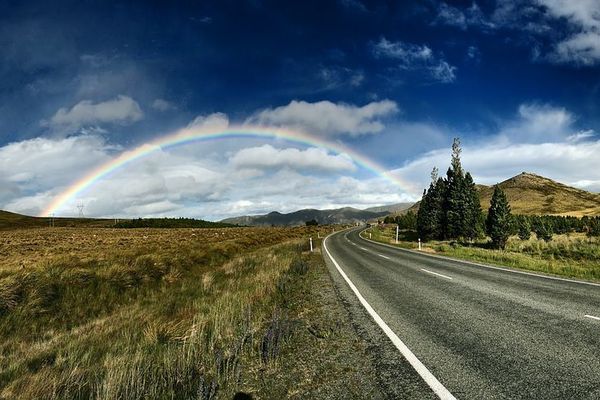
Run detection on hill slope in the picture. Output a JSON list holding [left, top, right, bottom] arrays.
[[363, 202, 414, 214], [221, 207, 388, 226], [0, 210, 115, 229], [478, 172, 600, 216], [405, 172, 600, 217]]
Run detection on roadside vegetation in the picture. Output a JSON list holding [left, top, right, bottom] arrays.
[[366, 138, 600, 282], [364, 226, 600, 281], [0, 225, 380, 399]]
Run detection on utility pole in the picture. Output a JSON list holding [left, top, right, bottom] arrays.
[[77, 203, 85, 218]]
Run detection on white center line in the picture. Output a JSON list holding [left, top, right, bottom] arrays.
[[585, 314, 600, 321], [359, 246, 368, 251], [378, 254, 391, 260], [421, 268, 453, 280]]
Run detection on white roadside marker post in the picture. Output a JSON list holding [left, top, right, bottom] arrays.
[[418, 238, 422, 251], [396, 225, 399, 244], [369, 232, 372, 239], [309, 237, 313, 252]]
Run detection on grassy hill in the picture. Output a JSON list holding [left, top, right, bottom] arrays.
[[0, 210, 115, 230], [478, 172, 600, 216], [405, 172, 600, 217]]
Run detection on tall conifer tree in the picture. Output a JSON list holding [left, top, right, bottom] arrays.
[[486, 185, 511, 249]]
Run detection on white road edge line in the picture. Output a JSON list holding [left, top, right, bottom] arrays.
[[358, 231, 600, 288], [584, 314, 600, 321], [323, 234, 457, 400], [421, 268, 453, 280], [378, 254, 391, 260]]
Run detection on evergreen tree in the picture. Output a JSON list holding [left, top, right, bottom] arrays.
[[444, 138, 470, 239], [517, 217, 531, 240], [534, 221, 553, 242], [587, 217, 600, 238], [464, 172, 482, 240], [417, 169, 445, 240], [486, 186, 512, 249], [417, 188, 432, 240]]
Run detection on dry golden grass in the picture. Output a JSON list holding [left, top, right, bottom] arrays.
[[0, 225, 337, 399]]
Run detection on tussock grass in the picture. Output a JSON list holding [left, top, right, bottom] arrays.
[[0, 226, 329, 399], [365, 226, 600, 281]]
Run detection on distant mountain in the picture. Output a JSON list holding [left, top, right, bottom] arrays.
[[405, 172, 600, 217], [220, 207, 388, 226], [363, 202, 414, 214]]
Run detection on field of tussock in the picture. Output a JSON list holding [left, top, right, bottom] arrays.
[[0, 225, 381, 399]]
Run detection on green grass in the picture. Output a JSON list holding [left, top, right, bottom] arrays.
[[363, 226, 600, 282]]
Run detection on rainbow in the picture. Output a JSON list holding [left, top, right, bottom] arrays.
[[41, 125, 414, 217]]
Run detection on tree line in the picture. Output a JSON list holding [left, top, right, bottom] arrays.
[[416, 138, 482, 242], [114, 218, 235, 229], [415, 138, 600, 249]]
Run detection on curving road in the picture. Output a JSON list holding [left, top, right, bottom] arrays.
[[323, 227, 600, 399]]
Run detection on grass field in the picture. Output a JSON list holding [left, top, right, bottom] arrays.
[[363, 225, 600, 282], [0, 225, 382, 399]]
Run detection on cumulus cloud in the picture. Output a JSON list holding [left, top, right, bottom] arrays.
[[0, 135, 115, 189], [230, 144, 356, 172], [391, 102, 600, 193], [187, 112, 230, 130], [42, 95, 143, 133], [393, 140, 600, 194], [501, 103, 575, 140], [535, 0, 600, 65], [0, 129, 406, 219], [371, 38, 457, 83], [246, 99, 398, 136]]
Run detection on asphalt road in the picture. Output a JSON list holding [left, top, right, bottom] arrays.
[[323, 227, 600, 399]]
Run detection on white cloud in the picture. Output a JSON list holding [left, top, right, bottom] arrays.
[[371, 38, 457, 83], [187, 112, 230, 130], [246, 99, 398, 136], [391, 102, 600, 194], [0, 130, 406, 219], [151, 98, 176, 112], [551, 31, 600, 66], [536, 0, 600, 65], [502, 103, 575, 140], [372, 38, 433, 62], [434, 2, 494, 30], [0, 135, 115, 189], [429, 61, 457, 84], [393, 140, 600, 195], [567, 129, 595, 142], [230, 144, 356, 172], [318, 66, 365, 89], [43, 95, 143, 133]]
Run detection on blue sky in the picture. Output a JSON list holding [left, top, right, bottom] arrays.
[[1, 0, 600, 219]]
